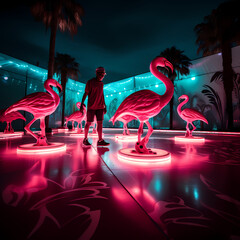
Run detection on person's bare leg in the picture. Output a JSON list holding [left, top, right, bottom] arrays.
[[84, 122, 91, 139], [97, 121, 103, 141]]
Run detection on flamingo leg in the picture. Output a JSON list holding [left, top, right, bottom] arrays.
[[185, 122, 190, 137], [72, 121, 74, 130], [24, 117, 39, 141], [126, 122, 130, 135], [92, 122, 97, 134], [77, 122, 82, 133], [4, 122, 9, 133], [80, 121, 83, 133], [135, 120, 153, 154], [34, 118, 48, 146], [190, 122, 196, 137], [137, 122, 144, 142], [123, 122, 126, 135], [9, 122, 14, 133]]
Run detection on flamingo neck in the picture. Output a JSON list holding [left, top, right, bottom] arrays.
[[44, 80, 60, 107], [150, 62, 174, 106], [177, 97, 189, 116]]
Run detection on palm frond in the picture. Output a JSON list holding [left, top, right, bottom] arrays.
[[202, 84, 223, 123]]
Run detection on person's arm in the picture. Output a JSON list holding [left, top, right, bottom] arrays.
[[103, 96, 107, 114], [80, 81, 89, 113], [80, 92, 88, 113]]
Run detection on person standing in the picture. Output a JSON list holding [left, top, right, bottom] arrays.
[[80, 67, 110, 147]]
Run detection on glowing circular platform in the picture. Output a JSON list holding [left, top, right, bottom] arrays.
[[0, 132, 24, 140], [69, 132, 85, 137], [115, 134, 138, 142], [17, 142, 66, 154], [118, 148, 171, 165], [89, 132, 104, 138], [174, 136, 205, 143], [57, 128, 70, 133]]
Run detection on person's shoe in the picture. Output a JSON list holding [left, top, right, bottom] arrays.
[[97, 139, 110, 147], [82, 138, 91, 147]]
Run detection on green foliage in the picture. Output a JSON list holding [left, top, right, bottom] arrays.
[[202, 84, 223, 126]]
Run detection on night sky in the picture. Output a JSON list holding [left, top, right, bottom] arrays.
[[0, 0, 225, 84]]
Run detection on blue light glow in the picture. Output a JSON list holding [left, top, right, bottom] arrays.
[[191, 77, 196, 81], [193, 188, 199, 200], [154, 180, 162, 193]]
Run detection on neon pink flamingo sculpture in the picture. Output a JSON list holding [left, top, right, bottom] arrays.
[[110, 115, 137, 135], [111, 57, 174, 153], [0, 109, 26, 133], [65, 102, 86, 132], [177, 95, 208, 137], [5, 79, 62, 146]]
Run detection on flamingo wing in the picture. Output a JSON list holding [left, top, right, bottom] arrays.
[[6, 92, 55, 115], [182, 108, 208, 124], [112, 90, 160, 123], [67, 111, 84, 121], [5, 111, 26, 121]]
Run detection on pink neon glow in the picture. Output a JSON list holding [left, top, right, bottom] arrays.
[[177, 94, 208, 138], [174, 136, 205, 143], [5, 79, 62, 146], [65, 102, 86, 132], [0, 132, 24, 139], [115, 134, 138, 142], [17, 142, 66, 154], [0, 109, 26, 133], [110, 115, 137, 135], [132, 187, 156, 205], [117, 148, 171, 166], [111, 57, 174, 154]]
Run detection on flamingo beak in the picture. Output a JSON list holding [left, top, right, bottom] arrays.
[[178, 97, 181, 102], [165, 60, 173, 73]]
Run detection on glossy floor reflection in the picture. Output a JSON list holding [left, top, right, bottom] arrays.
[[0, 129, 240, 240]]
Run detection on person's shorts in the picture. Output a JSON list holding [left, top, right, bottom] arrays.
[[87, 109, 104, 122]]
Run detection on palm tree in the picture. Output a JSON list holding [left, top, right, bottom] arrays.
[[202, 84, 224, 129], [30, 0, 84, 130], [54, 53, 80, 127], [194, 0, 240, 130], [31, 0, 84, 79], [158, 46, 192, 129]]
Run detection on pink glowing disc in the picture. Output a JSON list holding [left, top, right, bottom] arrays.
[[115, 134, 138, 142], [0, 132, 24, 139], [174, 136, 205, 143], [17, 142, 66, 154], [118, 148, 171, 165], [89, 132, 104, 138], [69, 132, 85, 137], [57, 128, 70, 133]]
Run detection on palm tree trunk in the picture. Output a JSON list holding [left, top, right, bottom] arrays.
[[222, 42, 234, 130], [45, 11, 58, 131], [61, 74, 67, 127], [169, 76, 175, 130], [170, 98, 173, 129], [48, 12, 58, 79]]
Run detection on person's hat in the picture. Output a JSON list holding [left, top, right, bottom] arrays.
[[96, 67, 106, 74]]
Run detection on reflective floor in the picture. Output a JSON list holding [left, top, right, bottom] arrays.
[[0, 129, 240, 240]]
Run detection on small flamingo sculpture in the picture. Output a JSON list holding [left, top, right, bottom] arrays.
[[5, 79, 62, 146], [110, 115, 137, 135], [0, 109, 26, 133], [65, 102, 86, 132], [111, 57, 174, 153], [177, 95, 208, 137]]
